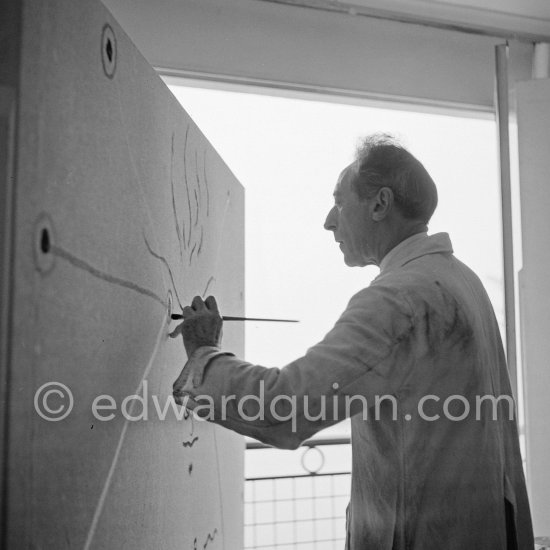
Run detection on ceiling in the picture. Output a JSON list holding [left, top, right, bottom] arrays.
[[261, 0, 550, 40]]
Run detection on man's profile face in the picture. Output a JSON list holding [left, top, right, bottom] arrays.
[[324, 163, 377, 267]]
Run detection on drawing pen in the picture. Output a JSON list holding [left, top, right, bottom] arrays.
[[170, 313, 298, 323]]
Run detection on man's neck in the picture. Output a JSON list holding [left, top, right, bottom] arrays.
[[376, 222, 427, 265]]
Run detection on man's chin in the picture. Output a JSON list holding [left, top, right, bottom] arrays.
[[343, 255, 375, 268], [343, 256, 362, 268]]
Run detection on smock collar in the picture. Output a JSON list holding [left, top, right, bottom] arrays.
[[379, 232, 453, 275]]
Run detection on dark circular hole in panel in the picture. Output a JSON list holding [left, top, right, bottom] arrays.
[[106, 39, 113, 62], [101, 24, 117, 79], [40, 228, 51, 254], [34, 213, 55, 274]]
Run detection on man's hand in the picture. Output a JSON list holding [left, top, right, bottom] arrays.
[[169, 295, 223, 357]]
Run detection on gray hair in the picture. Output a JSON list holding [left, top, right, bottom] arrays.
[[353, 133, 438, 224]]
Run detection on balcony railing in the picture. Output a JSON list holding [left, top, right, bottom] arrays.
[[245, 437, 351, 550], [245, 437, 549, 550]]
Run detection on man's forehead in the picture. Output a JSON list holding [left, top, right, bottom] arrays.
[[334, 162, 358, 196]]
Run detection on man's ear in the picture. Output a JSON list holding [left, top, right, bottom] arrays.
[[372, 187, 394, 221]]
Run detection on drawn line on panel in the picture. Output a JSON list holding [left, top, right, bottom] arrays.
[[213, 431, 226, 550], [195, 149, 202, 212], [171, 132, 186, 257], [82, 318, 166, 550], [143, 233, 184, 310], [113, 80, 166, 280], [194, 189, 200, 227], [202, 276, 215, 298], [183, 125, 193, 248], [182, 436, 199, 448], [204, 528, 218, 549], [197, 226, 204, 258], [51, 245, 166, 308], [189, 242, 197, 266], [203, 150, 210, 217]]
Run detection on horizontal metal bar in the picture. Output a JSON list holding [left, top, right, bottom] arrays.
[[159, 68, 494, 118], [245, 538, 344, 548], [246, 436, 351, 450], [245, 494, 350, 504], [245, 516, 346, 527], [246, 471, 351, 481]]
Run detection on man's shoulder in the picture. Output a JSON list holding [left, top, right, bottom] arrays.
[[369, 252, 493, 322], [346, 273, 418, 318], [372, 255, 447, 293], [366, 253, 470, 310]]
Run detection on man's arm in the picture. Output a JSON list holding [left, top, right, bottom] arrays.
[[172, 285, 415, 449]]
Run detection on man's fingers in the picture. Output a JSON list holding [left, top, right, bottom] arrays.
[[205, 295, 219, 313], [185, 295, 219, 314], [173, 366, 188, 390], [191, 296, 206, 311], [181, 305, 195, 319], [169, 323, 183, 338], [173, 392, 185, 406]]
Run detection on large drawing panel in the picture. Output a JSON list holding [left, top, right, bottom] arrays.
[[4, 0, 244, 548]]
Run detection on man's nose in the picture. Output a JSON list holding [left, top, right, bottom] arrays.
[[324, 206, 337, 231]]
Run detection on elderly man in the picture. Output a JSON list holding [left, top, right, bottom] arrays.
[[172, 134, 533, 549]]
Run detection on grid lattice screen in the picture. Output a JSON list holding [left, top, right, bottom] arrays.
[[244, 472, 351, 549]]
